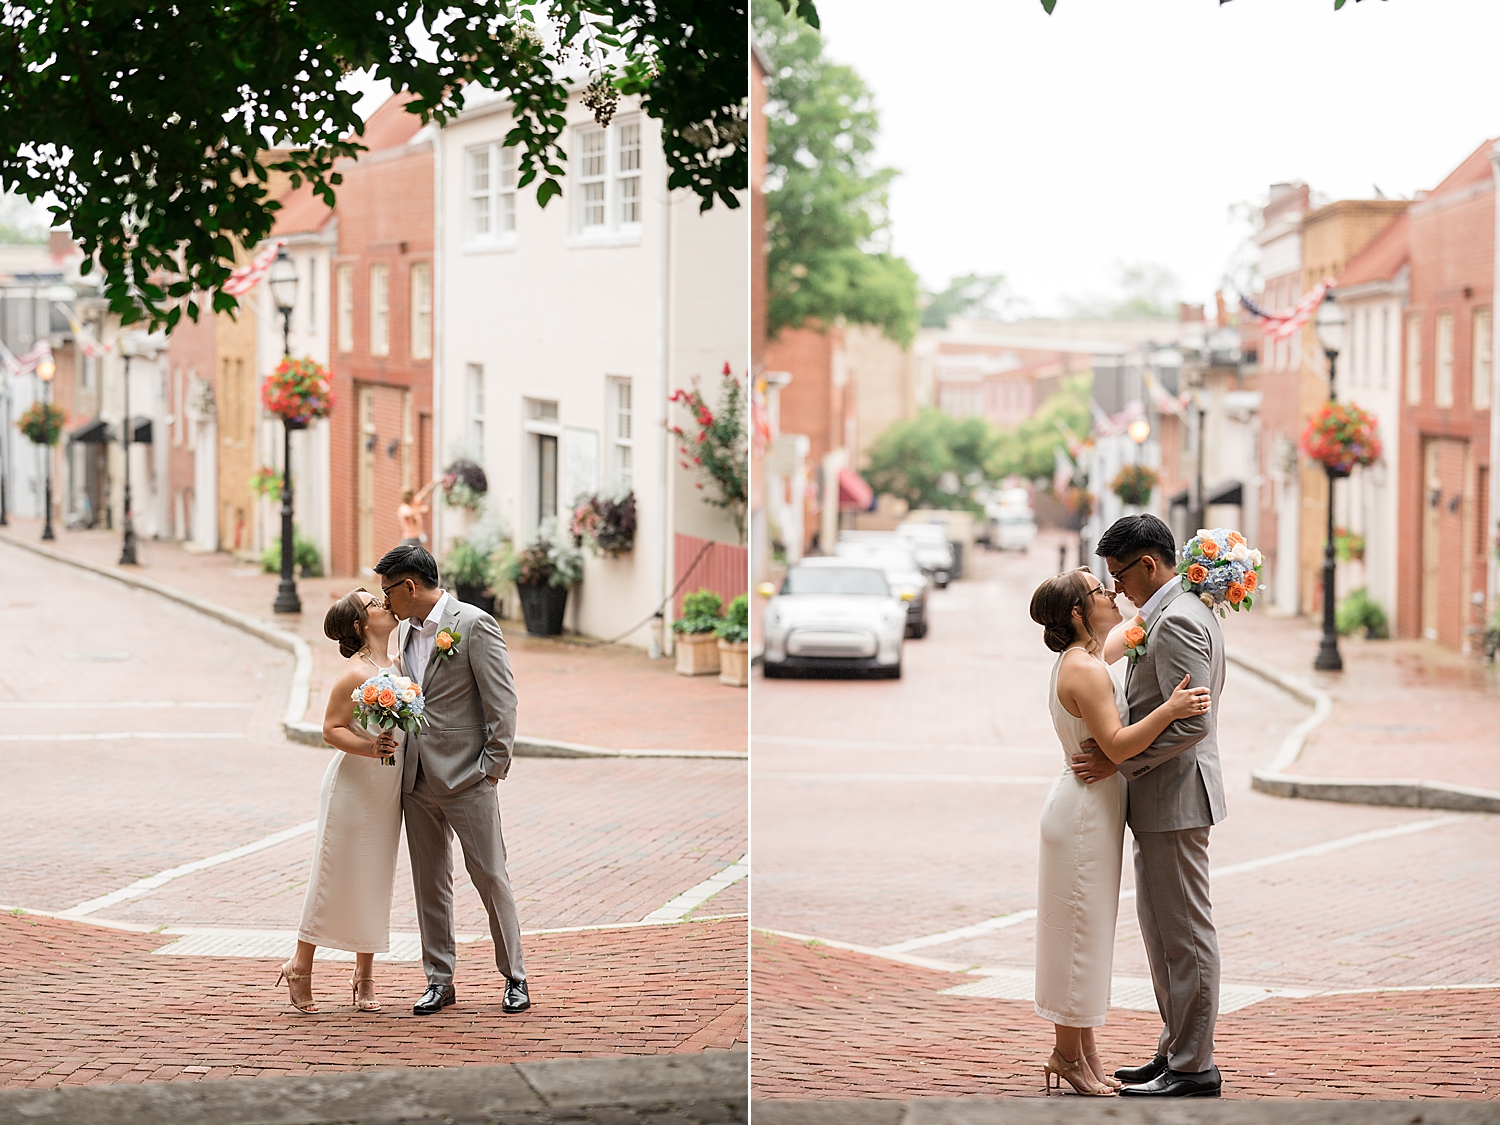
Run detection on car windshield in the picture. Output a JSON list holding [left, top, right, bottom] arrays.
[[835, 543, 918, 572], [783, 567, 891, 597], [901, 527, 948, 543]]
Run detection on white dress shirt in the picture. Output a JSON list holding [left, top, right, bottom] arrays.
[[1136, 572, 1177, 624], [404, 591, 451, 684]]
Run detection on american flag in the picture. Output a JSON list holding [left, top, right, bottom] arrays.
[[56, 305, 113, 358], [2, 340, 53, 377], [1240, 279, 1331, 343], [223, 239, 286, 297]]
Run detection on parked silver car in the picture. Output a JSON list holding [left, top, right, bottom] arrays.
[[760, 558, 906, 679], [896, 523, 955, 587], [834, 535, 929, 638]]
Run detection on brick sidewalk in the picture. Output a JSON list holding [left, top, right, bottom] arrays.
[[0, 912, 746, 1089], [1229, 611, 1500, 793], [0, 521, 745, 753], [750, 932, 1499, 1100]]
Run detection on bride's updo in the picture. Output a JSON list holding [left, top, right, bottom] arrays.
[[1029, 568, 1098, 653], [324, 591, 370, 659]]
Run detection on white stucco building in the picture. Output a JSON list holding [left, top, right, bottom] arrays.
[[434, 90, 748, 647]]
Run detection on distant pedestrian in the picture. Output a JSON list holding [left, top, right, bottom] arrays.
[[398, 480, 437, 547]]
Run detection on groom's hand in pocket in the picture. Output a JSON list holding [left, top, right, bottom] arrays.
[[1070, 739, 1118, 784]]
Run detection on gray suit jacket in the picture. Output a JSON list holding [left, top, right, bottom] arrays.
[[398, 596, 519, 796], [1123, 584, 1227, 833]]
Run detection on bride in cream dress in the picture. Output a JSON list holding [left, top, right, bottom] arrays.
[[1027, 569, 1210, 1096], [275, 589, 406, 1014]]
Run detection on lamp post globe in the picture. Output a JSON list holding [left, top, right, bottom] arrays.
[[1314, 291, 1346, 673], [36, 357, 56, 540], [269, 246, 303, 615]]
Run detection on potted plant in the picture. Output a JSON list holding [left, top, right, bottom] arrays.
[[675, 589, 723, 676], [444, 537, 495, 617], [715, 594, 749, 687], [571, 490, 637, 557], [668, 363, 748, 543], [501, 518, 583, 636], [1110, 463, 1158, 508], [441, 459, 488, 511], [1301, 402, 1381, 477]]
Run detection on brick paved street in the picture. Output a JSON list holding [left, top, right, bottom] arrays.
[[751, 531, 1500, 1100], [0, 537, 746, 1086]]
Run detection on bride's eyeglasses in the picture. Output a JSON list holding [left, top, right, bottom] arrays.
[[1085, 584, 1120, 602]]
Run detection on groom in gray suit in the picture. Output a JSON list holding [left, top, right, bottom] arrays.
[[375, 543, 529, 1016], [1071, 514, 1225, 1097]]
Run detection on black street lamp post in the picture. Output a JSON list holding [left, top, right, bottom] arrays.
[[37, 354, 56, 540], [119, 348, 139, 565], [0, 372, 10, 527], [268, 247, 302, 616], [1313, 294, 1347, 673]]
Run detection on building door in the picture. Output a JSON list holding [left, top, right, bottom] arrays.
[[538, 432, 558, 523], [359, 386, 376, 572], [1420, 437, 1469, 646], [357, 383, 411, 573]]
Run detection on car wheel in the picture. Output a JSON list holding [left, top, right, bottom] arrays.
[[761, 662, 785, 679], [886, 662, 902, 679], [913, 620, 928, 639]]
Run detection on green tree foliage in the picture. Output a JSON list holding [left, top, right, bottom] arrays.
[[986, 372, 1095, 483], [863, 408, 1000, 512], [1, 1, 746, 329], [921, 272, 1016, 329], [755, 0, 919, 347]]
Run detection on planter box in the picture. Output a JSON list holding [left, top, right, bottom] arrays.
[[676, 632, 720, 676], [517, 583, 568, 636], [454, 584, 495, 619], [717, 639, 749, 687]]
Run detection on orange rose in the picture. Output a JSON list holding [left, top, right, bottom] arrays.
[[1124, 625, 1146, 647], [361, 684, 380, 705], [1187, 563, 1209, 584], [377, 689, 398, 708], [1200, 539, 1220, 559], [435, 632, 453, 650], [1226, 531, 1246, 547], [1227, 582, 1246, 605], [1243, 570, 1258, 593], [410, 682, 422, 694]]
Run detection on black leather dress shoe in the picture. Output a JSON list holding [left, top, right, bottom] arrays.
[[412, 984, 456, 1015], [1119, 1065, 1222, 1098], [1114, 1054, 1169, 1084], [502, 978, 530, 1013]]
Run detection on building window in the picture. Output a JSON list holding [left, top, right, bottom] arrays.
[[337, 264, 353, 352], [410, 263, 432, 360], [305, 257, 317, 333], [1435, 311, 1453, 407], [1473, 309, 1492, 411], [577, 127, 608, 231], [1406, 314, 1422, 405], [370, 264, 389, 356], [608, 376, 633, 490], [466, 363, 484, 460], [617, 120, 641, 226], [573, 117, 643, 237], [1380, 305, 1390, 390], [538, 433, 558, 522], [466, 143, 518, 243]]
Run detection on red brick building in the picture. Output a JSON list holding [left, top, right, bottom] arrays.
[[1397, 141, 1495, 649]]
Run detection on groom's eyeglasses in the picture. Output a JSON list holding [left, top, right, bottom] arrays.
[[1109, 556, 1147, 583]]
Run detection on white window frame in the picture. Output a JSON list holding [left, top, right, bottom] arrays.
[[607, 376, 633, 491], [466, 364, 485, 461], [524, 398, 562, 532], [370, 264, 389, 357], [1406, 314, 1422, 406], [305, 256, 317, 334], [337, 264, 354, 353], [1435, 310, 1454, 407], [1473, 308, 1491, 411], [464, 141, 518, 250], [570, 115, 645, 245], [410, 262, 432, 360]]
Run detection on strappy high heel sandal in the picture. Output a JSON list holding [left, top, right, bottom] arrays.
[[1044, 1049, 1114, 1096], [276, 962, 318, 1013], [1086, 1050, 1123, 1089], [351, 976, 381, 1012]]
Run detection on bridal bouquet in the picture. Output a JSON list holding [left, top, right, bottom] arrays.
[[351, 673, 427, 764], [1178, 528, 1263, 616]]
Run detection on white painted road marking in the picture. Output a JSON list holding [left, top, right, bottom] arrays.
[[754, 734, 1057, 755], [0, 732, 248, 742], [0, 701, 253, 709], [641, 856, 749, 923], [882, 814, 1468, 954], [939, 969, 1318, 1014], [61, 820, 318, 918], [757, 772, 1056, 785]]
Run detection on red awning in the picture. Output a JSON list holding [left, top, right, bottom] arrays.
[[837, 466, 874, 511]]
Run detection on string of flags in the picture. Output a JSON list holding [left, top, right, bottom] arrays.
[[1239, 279, 1331, 343], [0, 339, 53, 378], [223, 239, 287, 297]]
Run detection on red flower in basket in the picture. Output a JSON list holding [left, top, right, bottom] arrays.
[[262, 357, 336, 425], [1300, 402, 1381, 476]]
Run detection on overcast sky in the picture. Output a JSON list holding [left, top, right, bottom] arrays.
[[811, 0, 1500, 317]]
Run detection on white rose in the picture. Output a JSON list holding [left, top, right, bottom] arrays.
[[1197, 528, 1213, 540], [1200, 593, 1215, 606], [1229, 543, 1250, 561], [401, 688, 418, 704], [1250, 549, 1263, 566], [350, 688, 361, 701]]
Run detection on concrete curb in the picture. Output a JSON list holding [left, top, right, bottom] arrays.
[[1227, 646, 1500, 814], [0, 1051, 746, 1125], [752, 1097, 1499, 1125], [0, 534, 746, 762]]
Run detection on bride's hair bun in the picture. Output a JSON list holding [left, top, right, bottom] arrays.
[[1029, 569, 1095, 653], [324, 591, 371, 659]]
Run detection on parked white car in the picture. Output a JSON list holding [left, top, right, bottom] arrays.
[[896, 523, 955, 587], [992, 510, 1038, 552], [834, 535, 929, 638], [760, 558, 906, 679]]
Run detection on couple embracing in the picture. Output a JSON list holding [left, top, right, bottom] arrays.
[[275, 543, 529, 1017], [1028, 514, 1226, 1098]]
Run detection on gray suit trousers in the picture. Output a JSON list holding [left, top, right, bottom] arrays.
[[403, 764, 525, 986], [1133, 827, 1218, 1073]]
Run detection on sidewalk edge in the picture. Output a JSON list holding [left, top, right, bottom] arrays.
[[0, 533, 746, 761], [1226, 645, 1500, 814]]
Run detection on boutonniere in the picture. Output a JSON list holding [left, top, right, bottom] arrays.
[[433, 627, 461, 662], [1123, 615, 1148, 666]]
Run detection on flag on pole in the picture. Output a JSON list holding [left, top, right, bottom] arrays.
[[1240, 280, 1330, 343], [6, 340, 54, 377], [55, 304, 113, 358], [223, 239, 286, 297], [1053, 446, 1076, 497]]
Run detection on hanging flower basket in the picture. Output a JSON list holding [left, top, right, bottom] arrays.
[[1111, 464, 1158, 507], [1301, 402, 1381, 477], [571, 491, 637, 557], [441, 459, 488, 511], [249, 466, 282, 500], [17, 401, 65, 446], [261, 357, 335, 426]]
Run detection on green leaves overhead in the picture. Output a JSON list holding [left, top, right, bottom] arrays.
[[755, 0, 919, 347], [863, 409, 1001, 514], [0, 0, 747, 329]]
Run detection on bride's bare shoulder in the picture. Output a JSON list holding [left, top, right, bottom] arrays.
[[1057, 648, 1112, 690], [332, 654, 373, 692]]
